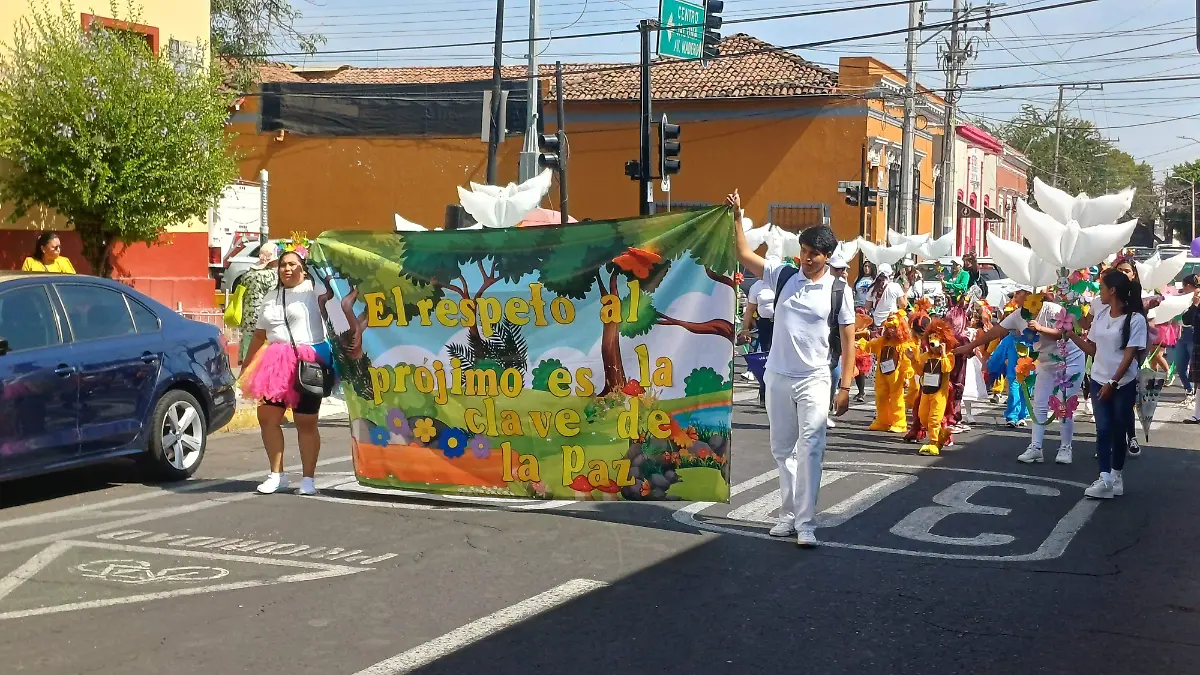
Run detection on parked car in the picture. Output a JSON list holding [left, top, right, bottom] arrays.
[[1156, 245, 1190, 261], [0, 272, 236, 482], [1171, 259, 1200, 291], [1125, 246, 1156, 262], [915, 258, 1016, 309]]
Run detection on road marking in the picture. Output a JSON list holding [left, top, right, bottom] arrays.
[[71, 559, 230, 585], [0, 539, 365, 621], [93, 529, 397, 566], [325, 481, 575, 511], [673, 461, 1099, 561], [0, 454, 353, 530], [889, 480, 1060, 547], [726, 471, 854, 523], [351, 578, 608, 675]]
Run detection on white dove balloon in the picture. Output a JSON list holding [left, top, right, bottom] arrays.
[[457, 169, 553, 229], [857, 238, 908, 266], [916, 230, 956, 260], [394, 213, 429, 232], [887, 229, 930, 254], [764, 225, 801, 259], [1153, 293, 1193, 324], [1016, 200, 1136, 270], [1032, 177, 1135, 229], [834, 239, 860, 265], [986, 232, 1059, 288], [1135, 251, 1189, 293]]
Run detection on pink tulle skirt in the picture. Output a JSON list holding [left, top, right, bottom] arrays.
[[240, 342, 319, 410]]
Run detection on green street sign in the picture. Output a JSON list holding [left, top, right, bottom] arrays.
[[658, 0, 705, 60]]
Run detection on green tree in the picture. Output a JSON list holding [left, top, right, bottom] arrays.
[[1164, 159, 1200, 243], [985, 105, 1158, 221], [0, 4, 237, 275], [212, 0, 324, 90], [684, 367, 727, 397], [531, 358, 565, 391]]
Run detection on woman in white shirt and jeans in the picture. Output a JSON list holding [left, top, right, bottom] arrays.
[[242, 250, 332, 496], [1067, 269, 1147, 499]]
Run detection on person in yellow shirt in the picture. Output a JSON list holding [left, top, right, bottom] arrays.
[[22, 232, 76, 274]]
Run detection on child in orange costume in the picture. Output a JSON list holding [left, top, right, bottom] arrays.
[[867, 310, 913, 433], [915, 319, 958, 457]]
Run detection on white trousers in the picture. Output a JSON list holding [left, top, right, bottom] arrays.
[[1030, 361, 1083, 448], [765, 368, 832, 531]]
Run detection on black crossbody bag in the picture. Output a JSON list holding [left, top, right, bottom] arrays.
[[281, 286, 335, 398]]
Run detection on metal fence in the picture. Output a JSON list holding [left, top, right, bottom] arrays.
[[768, 203, 830, 229], [180, 309, 241, 346]]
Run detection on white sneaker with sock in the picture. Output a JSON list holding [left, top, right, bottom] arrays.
[[1111, 471, 1124, 496], [1055, 445, 1073, 465], [296, 477, 319, 496], [1017, 444, 1043, 464], [796, 529, 819, 548], [826, 418, 836, 429], [1084, 476, 1114, 499], [769, 521, 796, 537], [256, 473, 288, 494]]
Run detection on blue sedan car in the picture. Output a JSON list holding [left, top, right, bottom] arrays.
[[0, 272, 236, 482]]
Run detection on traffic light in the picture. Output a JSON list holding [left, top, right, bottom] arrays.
[[703, 0, 723, 61], [538, 132, 563, 172], [863, 186, 879, 208], [659, 115, 681, 177], [841, 181, 861, 207]]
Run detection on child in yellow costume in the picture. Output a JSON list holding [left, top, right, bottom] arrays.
[[867, 310, 914, 433], [916, 319, 958, 456]]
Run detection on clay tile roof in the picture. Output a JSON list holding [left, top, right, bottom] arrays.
[[256, 33, 837, 101]]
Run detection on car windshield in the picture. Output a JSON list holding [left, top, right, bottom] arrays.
[[919, 265, 942, 282], [1174, 261, 1200, 283]]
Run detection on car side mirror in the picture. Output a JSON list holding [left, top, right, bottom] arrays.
[[0, 338, 8, 356]]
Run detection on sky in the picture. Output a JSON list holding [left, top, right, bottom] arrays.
[[280, 0, 1198, 178]]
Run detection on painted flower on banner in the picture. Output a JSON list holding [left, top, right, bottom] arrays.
[[439, 428, 469, 459], [368, 426, 390, 447], [386, 408, 410, 436], [413, 418, 437, 444], [1015, 357, 1036, 382], [468, 435, 492, 459]]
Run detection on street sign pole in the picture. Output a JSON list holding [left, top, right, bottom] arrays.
[[639, 19, 654, 216]]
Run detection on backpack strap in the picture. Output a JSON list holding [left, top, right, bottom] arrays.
[[829, 279, 847, 365], [774, 265, 800, 301]]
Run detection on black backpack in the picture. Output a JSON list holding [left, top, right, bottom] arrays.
[[775, 266, 847, 365]]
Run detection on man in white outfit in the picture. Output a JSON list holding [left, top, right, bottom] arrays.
[[728, 191, 856, 547]]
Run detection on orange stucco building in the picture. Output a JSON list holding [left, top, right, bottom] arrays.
[[231, 35, 944, 249]]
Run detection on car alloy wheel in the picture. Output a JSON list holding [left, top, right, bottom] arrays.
[[161, 400, 204, 472]]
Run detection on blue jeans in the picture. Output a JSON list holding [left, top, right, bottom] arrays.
[[1173, 328, 1194, 393], [1090, 379, 1138, 474]]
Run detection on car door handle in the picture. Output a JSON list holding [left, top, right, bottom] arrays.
[[141, 352, 159, 364], [54, 364, 75, 377]]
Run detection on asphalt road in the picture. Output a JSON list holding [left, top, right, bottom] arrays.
[[2, 383, 1200, 675]]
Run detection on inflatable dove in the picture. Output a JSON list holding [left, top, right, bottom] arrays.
[[1016, 200, 1136, 270], [887, 229, 930, 255], [834, 238, 860, 266], [395, 213, 431, 232], [457, 169, 552, 229], [1032, 177, 1135, 229], [857, 238, 908, 266], [917, 230, 956, 260], [1135, 252, 1189, 293], [743, 219, 770, 251], [1153, 293, 1192, 324], [986, 232, 1059, 288]]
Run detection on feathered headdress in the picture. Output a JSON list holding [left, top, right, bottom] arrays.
[[276, 231, 312, 259]]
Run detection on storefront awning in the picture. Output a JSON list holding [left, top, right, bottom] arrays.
[[957, 200, 982, 219], [983, 206, 1005, 222]]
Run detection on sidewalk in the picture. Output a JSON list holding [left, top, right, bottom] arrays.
[[217, 391, 349, 434]]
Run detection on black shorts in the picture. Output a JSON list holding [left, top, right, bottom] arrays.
[[263, 391, 323, 416]]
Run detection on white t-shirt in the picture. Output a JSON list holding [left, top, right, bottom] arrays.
[[869, 281, 906, 326], [256, 279, 328, 346], [1088, 306, 1147, 387], [761, 261, 855, 377], [999, 301, 1086, 371], [747, 280, 776, 319]]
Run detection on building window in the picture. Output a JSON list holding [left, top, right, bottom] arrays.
[[768, 203, 830, 230], [653, 201, 711, 213], [81, 13, 160, 56]]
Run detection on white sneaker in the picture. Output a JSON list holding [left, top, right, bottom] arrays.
[[1112, 472, 1124, 497], [256, 473, 289, 494], [1127, 438, 1142, 458], [826, 418, 836, 429], [1017, 419, 1029, 428], [1084, 477, 1114, 499], [769, 522, 796, 537], [1055, 445, 1073, 465], [741, 371, 756, 382], [296, 477, 319, 496], [1017, 444, 1044, 464], [796, 529, 819, 548]]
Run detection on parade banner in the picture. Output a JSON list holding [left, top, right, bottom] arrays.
[[309, 207, 737, 502]]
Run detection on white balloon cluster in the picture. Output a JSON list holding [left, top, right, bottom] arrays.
[[986, 177, 1137, 288], [393, 170, 555, 232]]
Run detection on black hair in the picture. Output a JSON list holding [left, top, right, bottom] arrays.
[[1183, 274, 1199, 289], [31, 231, 59, 262], [798, 225, 838, 257], [1101, 268, 1145, 351]]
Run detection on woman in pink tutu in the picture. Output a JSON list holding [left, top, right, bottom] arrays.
[[241, 244, 332, 495]]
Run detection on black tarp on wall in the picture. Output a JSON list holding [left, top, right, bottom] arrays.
[[259, 79, 538, 138]]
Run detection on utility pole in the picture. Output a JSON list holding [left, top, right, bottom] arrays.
[[898, 0, 921, 237], [937, 0, 963, 238], [518, 0, 541, 183], [638, 19, 654, 216], [860, 143, 869, 249], [555, 61, 568, 225], [485, 0, 506, 185], [1051, 83, 1103, 188]]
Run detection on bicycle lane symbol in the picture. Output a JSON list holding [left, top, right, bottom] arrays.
[[72, 559, 230, 585]]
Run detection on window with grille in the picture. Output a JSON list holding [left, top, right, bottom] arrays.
[[767, 203, 830, 229], [653, 201, 712, 213]]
